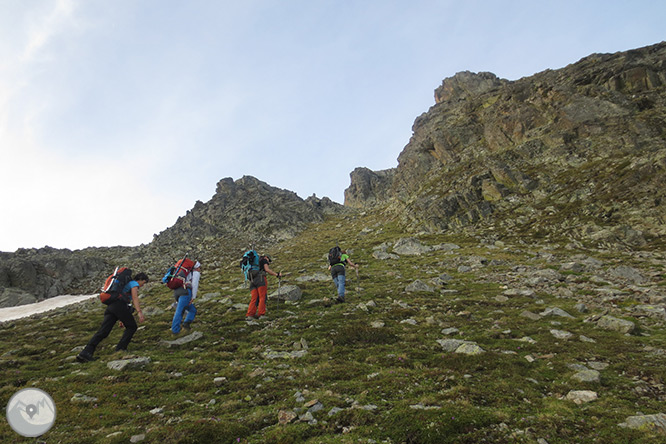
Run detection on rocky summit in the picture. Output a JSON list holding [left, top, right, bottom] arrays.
[[346, 42, 666, 250], [150, 175, 345, 256]]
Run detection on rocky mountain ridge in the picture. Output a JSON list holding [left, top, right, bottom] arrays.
[[345, 41, 666, 250]]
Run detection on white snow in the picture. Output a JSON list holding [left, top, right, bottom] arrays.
[[0, 294, 98, 323]]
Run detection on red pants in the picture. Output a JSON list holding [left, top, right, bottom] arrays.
[[246, 285, 267, 317]]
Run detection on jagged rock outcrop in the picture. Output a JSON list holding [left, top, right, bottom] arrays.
[[152, 176, 345, 252], [346, 42, 666, 248], [344, 167, 395, 208], [0, 248, 109, 307]]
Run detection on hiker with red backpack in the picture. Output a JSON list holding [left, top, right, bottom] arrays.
[[328, 246, 358, 304], [77, 271, 149, 362], [165, 258, 201, 334]]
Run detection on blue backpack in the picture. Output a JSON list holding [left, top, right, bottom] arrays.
[[240, 250, 260, 281]]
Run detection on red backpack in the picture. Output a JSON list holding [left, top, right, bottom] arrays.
[[99, 267, 133, 304], [164, 258, 195, 290]]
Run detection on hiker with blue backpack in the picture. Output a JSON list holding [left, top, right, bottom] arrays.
[[76, 271, 149, 362], [328, 246, 358, 304], [241, 250, 282, 320]]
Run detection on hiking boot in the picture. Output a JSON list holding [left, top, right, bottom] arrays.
[[182, 322, 192, 331], [76, 350, 96, 363], [336, 297, 345, 304]]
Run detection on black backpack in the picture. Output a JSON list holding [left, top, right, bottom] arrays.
[[328, 246, 342, 265]]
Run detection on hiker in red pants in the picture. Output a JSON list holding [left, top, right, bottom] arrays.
[[246, 255, 281, 320]]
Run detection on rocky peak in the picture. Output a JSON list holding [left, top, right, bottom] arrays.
[[346, 41, 666, 248], [152, 175, 346, 252], [344, 167, 396, 208], [434, 71, 508, 104]]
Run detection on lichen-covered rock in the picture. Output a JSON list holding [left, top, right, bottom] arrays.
[[344, 42, 666, 244]]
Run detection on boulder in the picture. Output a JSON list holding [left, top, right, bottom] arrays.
[[596, 315, 636, 334], [268, 284, 302, 302]]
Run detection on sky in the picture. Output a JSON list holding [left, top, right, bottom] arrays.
[[1, 0, 664, 252]]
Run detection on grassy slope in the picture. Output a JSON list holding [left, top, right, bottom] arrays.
[[1, 211, 665, 444]]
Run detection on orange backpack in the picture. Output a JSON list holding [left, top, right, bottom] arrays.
[[99, 267, 133, 304]]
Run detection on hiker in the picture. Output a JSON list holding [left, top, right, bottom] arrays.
[[328, 247, 358, 303], [171, 261, 201, 334], [77, 272, 149, 362], [245, 254, 282, 320]]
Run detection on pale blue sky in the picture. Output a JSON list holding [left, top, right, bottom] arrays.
[[1, 0, 664, 251]]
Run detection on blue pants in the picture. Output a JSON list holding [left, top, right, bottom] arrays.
[[331, 265, 346, 300], [171, 290, 196, 334]]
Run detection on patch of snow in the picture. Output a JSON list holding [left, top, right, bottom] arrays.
[[0, 294, 97, 322]]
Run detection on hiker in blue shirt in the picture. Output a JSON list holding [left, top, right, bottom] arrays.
[[77, 272, 149, 362]]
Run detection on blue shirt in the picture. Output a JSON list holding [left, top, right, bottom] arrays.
[[122, 280, 139, 296]]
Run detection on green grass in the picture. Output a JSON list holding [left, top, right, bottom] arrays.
[[1, 212, 666, 443]]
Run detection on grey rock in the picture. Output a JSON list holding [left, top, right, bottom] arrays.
[[405, 280, 435, 293], [572, 369, 601, 383], [328, 407, 344, 416], [162, 331, 204, 348], [107, 357, 151, 371], [540, 307, 574, 318], [609, 265, 647, 285], [574, 303, 588, 313], [566, 390, 598, 404], [437, 339, 466, 352], [520, 311, 542, 321], [597, 315, 636, 334], [632, 304, 666, 319], [263, 350, 308, 359], [436, 339, 485, 355], [550, 329, 574, 340], [456, 342, 485, 355], [392, 238, 433, 256], [372, 250, 400, 260], [71, 393, 98, 403], [269, 284, 302, 302], [619, 413, 666, 433]]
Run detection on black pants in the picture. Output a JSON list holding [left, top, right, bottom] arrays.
[[84, 300, 137, 354]]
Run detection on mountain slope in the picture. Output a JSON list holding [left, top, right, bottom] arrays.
[[1, 210, 665, 443]]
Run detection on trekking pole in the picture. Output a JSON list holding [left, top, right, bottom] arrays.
[[355, 266, 359, 295], [276, 273, 282, 312]]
